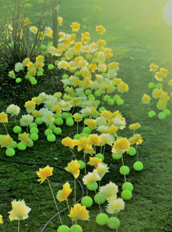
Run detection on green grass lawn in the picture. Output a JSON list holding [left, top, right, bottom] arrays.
[[0, 0, 172, 231]]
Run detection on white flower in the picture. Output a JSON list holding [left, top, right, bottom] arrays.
[[97, 125, 109, 133], [15, 62, 24, 72], [41, 109, 54, 124], [20, 114, 33, 126], [68, 61, 78, 70], [61, 79, 71, 87], [47, 46, 58, 55], [113, 117, 126, 130], [82, 100, 93, 109], [58, 61, 69, 69], [88, 81, 99, 89], [106, 198, 125, 214], [99, 181, 118, 201], [75, 88, 85, 96], [39, 107, 49, 116], [96, 163, 109, 178], [96, 51, 105, 63], [96, 117, 107, 126], [59, 100, 72, 111], [39, 92, 48, 103], [99, 133, 115, 145], [65, 50, 73, 60], [6, 104, 20, 116], [107, 69, 117, 79], [82, 169, 101, 185]]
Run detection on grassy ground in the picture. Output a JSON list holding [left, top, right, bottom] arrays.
[[1, 0, 172, 231]]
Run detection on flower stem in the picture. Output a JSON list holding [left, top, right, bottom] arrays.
[[18, 220, 20, 232], [77, 122, 78, 134], [115, 213, 118, 232], [94, 145, 96, 154], [66, 199, 73, 225], [3, 123, 9, 134], [14, 115, 17, 125], [121, 154, 127, 189], [47, 178, 63, 225], [95, 190, 102, 213], [103, 144, 106, 155], [136, 145, 139, 161], [74, 177, 76, 204], [70, 148, 77, 159], [84, 152, 88, 196]]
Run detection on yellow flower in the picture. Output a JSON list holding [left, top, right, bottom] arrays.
[[36, 55, 45, 63], [96, 163, 109, 178], [72, 113, 83, 122], [107, 83, 116, 93], [154, 72, 165, 81], [0, 112, 8, 123], [106, 198, 125, 214], [37, 31, 45, 40], [31, 97, 42, 105], [90, 42, 98, 52], [99, 83, 108, 93], [142, 94, 151, 104], [168, 79, 172, 86], [7, 24, 13, 33], [100, 110, 112, 120], [34, 62, 44, 69], [85, 119, 97, 130], [8, 70, 15, 79], [112, 138, 130, 154], [68, 203, 89, 221], [97, 39, 106, 46], [24, 101, 36, 113], [156, 99, 167, 110], [108, 62, 119, 71], [62, 137, 75, 148], [9, 200, 31, 221], [23, 17, 31, 26], [36, 165, 53, 184], [88, 63, 97, 72], [74, 137, 91, 152], [53, 92, 62, 100], [81, 31, 91, 44], [22, 58, 30, 67], [152, 88, 163, 99], [159, 92, 170, 101], [56, 182, 72, 202], [88, 157, 102, 167], [149, 63, 158, 72], [160, 68, 168, 77], [72, 98, 82, 107], [98, 63, 106, 72], [88, 134, 100, 146], [28, 67, 37, 76], [99, 133, 115, 145], [51, 104, 61, 115], [0, 135, 13, 148], [113, 78, 122, 85], [117, 82, 129, 93], [0, 214, 3, 224], [65, 160, 80, 179], [74, 42, 82, 52], [96, 25, 106, 35], [107, 125, 118, 135], [18, 133, 31, 145], [58, 16, 63, 26], [84, 145, 95, 155], [99, 181, 118, 201], [129, 134, 143, 145], [58, 61, 69, 69], [129, 123, 141, 131], [70, 22, 80, 31], [113, 117, 126, 129], [6, 104, 20, 116], [32, 110, 41, 118], [83, 169, 101, 185]]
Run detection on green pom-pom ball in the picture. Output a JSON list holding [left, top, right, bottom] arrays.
[[62, 112, 69, 119], [94, 193, 106, 204], [35, 117, 43, 125], [146, 45, 152, 51], [133, 161, 144, 171], [74, 134, 81, 140], [27, 140, 34, 147], [122, 182, 134, 191], [16, 78, 22, 83], [44, 129, 52, 136], [103, 95, 110, 102], [121, 189, 132, 200], [81, 196, 93, 207], [96, 213, 109, 226], [10, 141, 17, 149], [47, 134, 56, 142], [95, 153, 104, 161], [127, 147, 136, 156], [99, 107, 106, 113], [148, 82, 155, 88], [87, 182, 98, 191], [57, 225, 70, 232], [119, 166, 130, 175], [148, 111, 156, 118], [107, 217, 120, 229], [30, 133, 39, 141], [116, 99, 124, 105], [13, 126, 22, 134], [54, 127, 62, 135], [83, 18, 87, 23], [164, 109, 171, 116], [62, 74, 69, 79], [54, 118, 64, 126], [78, 160, 85, 169], [113, 95, 120, 101], [29, 123, 37, 129], [112, 153, 122, 159], [82, 127, 91, 134], [95, 90, 102, 97], [48, 64, 54, 70], [30, 127, 39, 134], [66, 117, 74, 127], [17, 142, 26, 150], [70, 225, 82, 232], [82, 25, 87, 30], [158, 112, 166, 120], [6, 148, 15, 157]]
